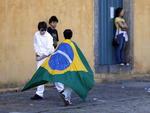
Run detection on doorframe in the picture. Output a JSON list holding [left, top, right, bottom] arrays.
[[94, 0, 134, 73]]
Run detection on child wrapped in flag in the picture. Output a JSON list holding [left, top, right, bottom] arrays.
[[22, 29, 95, 106]]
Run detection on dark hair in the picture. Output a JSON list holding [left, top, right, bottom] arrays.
[[38, 21, 47, 31], [63, 29, 73, 39], [49, 16, 58, 24], [115, 7, 123, 18]]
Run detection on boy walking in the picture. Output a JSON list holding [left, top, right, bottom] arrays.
[[23, 29, 94, 106], [31, 21, 54, 100]]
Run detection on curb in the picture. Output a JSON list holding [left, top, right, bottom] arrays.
[[0, 87, 21, 93], [0, 84, 55, 93]]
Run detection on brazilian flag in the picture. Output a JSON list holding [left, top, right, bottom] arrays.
[[22, 39, 94, 100]]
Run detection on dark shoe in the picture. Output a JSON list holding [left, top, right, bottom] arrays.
[[59, 92, 70, 106], [30, 94, 43, 100]]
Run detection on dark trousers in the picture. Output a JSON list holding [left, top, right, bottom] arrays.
[[116, 33, 126, 64]]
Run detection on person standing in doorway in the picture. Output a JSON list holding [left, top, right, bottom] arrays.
[[31, 21, 54, 100], [114, 7, 129, 66], [47, 16, 59, 49]]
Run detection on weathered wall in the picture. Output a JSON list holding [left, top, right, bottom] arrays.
[[1, 0, 150, 86], [0, 0, 94, 85], [133, 0, 150, 73]]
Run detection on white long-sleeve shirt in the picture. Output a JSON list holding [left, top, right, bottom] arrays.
[[34, 31, 54, 56]]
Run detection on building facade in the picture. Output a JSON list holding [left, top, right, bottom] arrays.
[[0, 0, 150, 86]]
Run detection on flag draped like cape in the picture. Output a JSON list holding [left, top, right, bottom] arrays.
[[22, 39, 94, 100]]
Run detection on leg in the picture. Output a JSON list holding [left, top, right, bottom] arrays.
[[55, 82, 64, 92], [116, 35, 123, 64], [36, 85, 45, 97], [55, 82, 72, 106], [62, 87, 72, 104], [31, 58, 47, 100], [120, 38, 126, 63], [35, 58, 47, 96]]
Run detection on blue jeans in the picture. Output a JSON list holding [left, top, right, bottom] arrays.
[[116, 33, 126, 64]]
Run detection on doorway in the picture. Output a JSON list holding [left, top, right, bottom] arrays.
[[94, 0, 133, 73]]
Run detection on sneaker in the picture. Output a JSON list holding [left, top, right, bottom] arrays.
[[120, 63, 125, 66], [126, 63, 130, 66], [68, 100, 72, 105], [147, 88, 150, 93], [59, 92, 71, 106], [30, 94, 43, 100]]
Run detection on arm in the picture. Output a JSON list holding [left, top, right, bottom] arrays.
[[56, 30, 59, 42], [46, 34, 55, 56], [34, 34, 43, 56], [117, 21, 128, 30]]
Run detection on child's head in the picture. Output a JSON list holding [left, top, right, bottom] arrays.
[[38, 21, 47, 35], [63, 29, 73, 39], [115, 7, 124, 18], [49, 16, 58, 29]]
